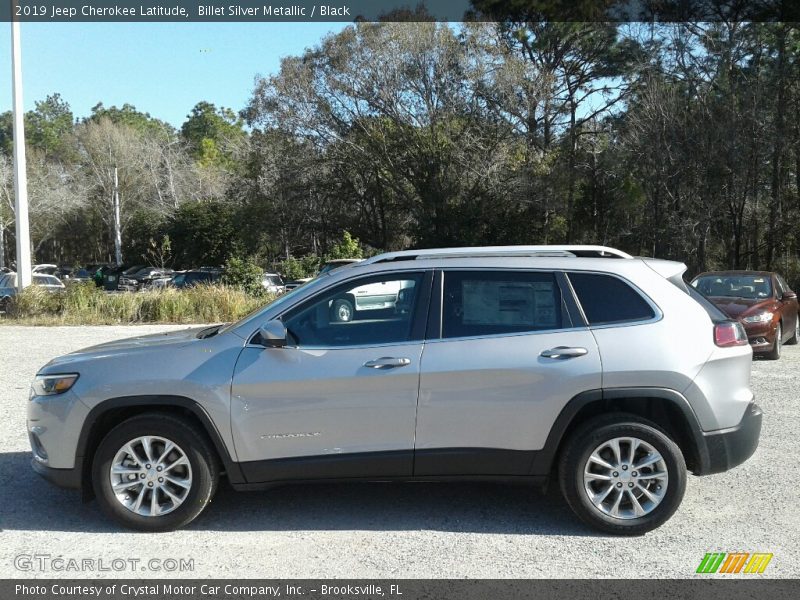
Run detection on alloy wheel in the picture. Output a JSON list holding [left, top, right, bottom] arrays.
[[109, 436, 193, 517], [583, 436, 668, 520]]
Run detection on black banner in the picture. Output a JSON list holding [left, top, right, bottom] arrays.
[[1, 1, 799, 23], [4, 580, 800, 600]]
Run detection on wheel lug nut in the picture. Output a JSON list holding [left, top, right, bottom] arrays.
[[147, 482, 154, 487], [632, 471, 638, 477], [622, 465, 628, 471], [616, 482, 622, 488], [158, 477, 164, 483], [140, 473, 145, 479], [628, 482, 634, 488], [612, 472, 619, 477], [146, 464, 152, 469], [156, 466, 162, 472]]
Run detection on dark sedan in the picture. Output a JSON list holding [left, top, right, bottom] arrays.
[[692, 270, 799, 359]]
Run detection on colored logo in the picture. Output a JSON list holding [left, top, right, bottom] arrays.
[[696, 552, 773, 574]]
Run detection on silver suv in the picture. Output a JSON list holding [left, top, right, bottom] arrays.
[[28, 246, 761, 534]]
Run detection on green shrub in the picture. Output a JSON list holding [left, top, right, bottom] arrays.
[[278, 255, 320, 280], [326, 230, 364, 260], [221, 256, 265, 296]]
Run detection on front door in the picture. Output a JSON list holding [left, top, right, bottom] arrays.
[[231, 270, 431, 483]]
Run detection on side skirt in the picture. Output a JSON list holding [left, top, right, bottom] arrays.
[[238, 447, 546, 489]]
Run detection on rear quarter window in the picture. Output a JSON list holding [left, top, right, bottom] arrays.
[[568, 272, 655, 325]]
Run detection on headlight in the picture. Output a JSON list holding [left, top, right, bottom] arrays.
[[742, 311, 773, 324], [31, 373, 79, 396]]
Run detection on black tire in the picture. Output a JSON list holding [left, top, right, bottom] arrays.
[[785, 319, 799, 345], [764, 323, 782, 360], [92, 413, 219, 532], [558, 413, 686, 536], [330, 298, 354, 322]]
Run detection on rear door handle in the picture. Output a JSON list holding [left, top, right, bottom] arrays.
[[540, 346, 588, 360], [363, 357, 412, 369]]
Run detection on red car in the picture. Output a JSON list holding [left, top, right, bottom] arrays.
[[691, 271, 799, 359]]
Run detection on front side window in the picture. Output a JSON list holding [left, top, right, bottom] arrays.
[[568, 272, 655, 325], [282, 272, 424, 347], [442, 271, 562, 339]]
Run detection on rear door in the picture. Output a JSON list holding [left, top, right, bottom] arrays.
[[415, 269, 601, 476]]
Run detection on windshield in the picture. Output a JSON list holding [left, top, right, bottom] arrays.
[[692, 274, 772, 299]]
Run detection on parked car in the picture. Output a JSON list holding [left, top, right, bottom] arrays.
[[262, 273, 285, 295], [0, 272, 65, 311], [119, 267, 175, 292], [103, 265, 146, 291], [31, 264, 59, 276], [64, 267, 97, 283], [283, 258, 362, 290], [29, 245, 760, 534], [170, 269, 223, 289], [691, 270, 799, 359]]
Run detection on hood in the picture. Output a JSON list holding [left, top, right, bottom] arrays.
[[41, 326, 211, 370], [705, 296, 775, 319]]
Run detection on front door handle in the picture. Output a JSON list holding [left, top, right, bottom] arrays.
[[540, 346, 588, 360], [363, 357, 411, 369]]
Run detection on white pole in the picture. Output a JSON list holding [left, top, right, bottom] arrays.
[[113, 166, 122, 265], [11, 15, 32, 290]]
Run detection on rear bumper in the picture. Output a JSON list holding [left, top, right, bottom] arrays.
[[695, 402, 762, 475]]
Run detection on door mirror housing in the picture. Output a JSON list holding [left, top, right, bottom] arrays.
[[258, 319, 288, 348], [782, 291, 798, 301]]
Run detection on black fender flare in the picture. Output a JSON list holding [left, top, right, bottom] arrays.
[[530, 387, 709, 475], [76, 395, 245, 488]]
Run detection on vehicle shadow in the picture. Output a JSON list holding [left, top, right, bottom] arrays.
[[0, 451, 595, 537]]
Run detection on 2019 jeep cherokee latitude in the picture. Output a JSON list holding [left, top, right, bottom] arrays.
[[28, 245, 761, 534]]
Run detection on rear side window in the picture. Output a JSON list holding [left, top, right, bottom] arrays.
[[568, 272, 655, 325], [442, 271, 562, 338]]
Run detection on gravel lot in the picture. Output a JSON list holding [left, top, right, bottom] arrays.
[[0, 325, 798, 579]]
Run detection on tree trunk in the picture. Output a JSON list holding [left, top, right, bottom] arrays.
[[766, 25, 786, 269]]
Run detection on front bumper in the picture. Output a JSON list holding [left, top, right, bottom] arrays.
[[696, 402, 762, 475], [742, 321, 777, 352], [31, 457, 82, 489]]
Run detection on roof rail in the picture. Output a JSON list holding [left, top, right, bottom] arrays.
[[362, 245, 633, 265]]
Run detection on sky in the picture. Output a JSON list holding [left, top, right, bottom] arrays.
[[0, 22, 348, 127]]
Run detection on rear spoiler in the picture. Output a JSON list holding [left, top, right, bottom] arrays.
[[641, 258, 688, 292]]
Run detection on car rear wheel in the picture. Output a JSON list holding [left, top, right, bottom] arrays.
[[764, 323, 782, 360], [92, 413, 219, 531], [558, 414, 686, 535], [786, 319, 799, 345]]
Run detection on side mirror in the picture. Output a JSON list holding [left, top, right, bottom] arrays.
[[782, 291, 797, 301], [258, 319, 288, 348]]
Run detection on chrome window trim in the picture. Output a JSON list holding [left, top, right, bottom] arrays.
[[424, 325, 591, 345]]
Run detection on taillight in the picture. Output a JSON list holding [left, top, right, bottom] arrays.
[[714, 321, 748, 347]]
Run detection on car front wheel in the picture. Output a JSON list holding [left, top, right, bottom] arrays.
[[785, 318, 799, 345], [92, 413, 219, 531], [558, 414, 686, 535], [764, 323, 782, 360]]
